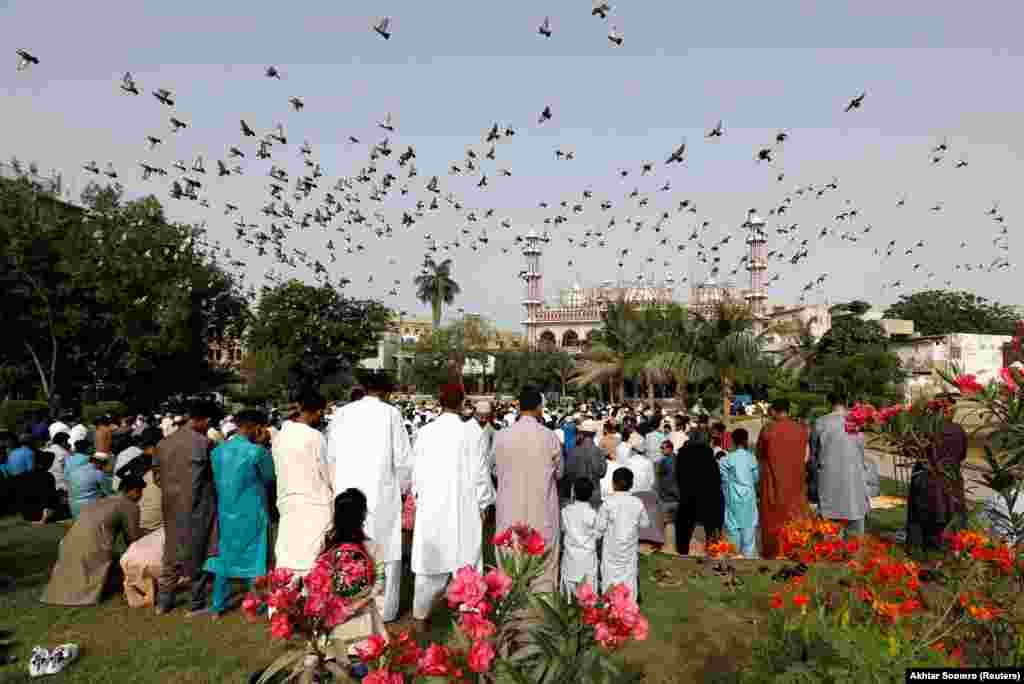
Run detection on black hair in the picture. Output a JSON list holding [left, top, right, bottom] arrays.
[[188, 399, 221, 421], [34, 449, 54, 472], [52, 432, 70, 447], [73, 439, 90, 454], [235, 409, 268, 428], [138, 427, 163, 448], [323, 488, 368, 551], [350, 386, 366, 402], [731, 428, 749, 448], [826, 392, 845, 407], [612, 467, 634, 491], [362, 371, 394, 393], [771, 398, 791, 413], [118, 474, 147, 493], [712, 421, 727, 434], [519, 386, 543, 411], [696, 414, 709, 425], [572, 477, 594, 502], [298, 391, 327, 413]]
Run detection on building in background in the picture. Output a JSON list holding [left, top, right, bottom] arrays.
[[892, 332, 1013, 400], [207, 336, 245, 372]]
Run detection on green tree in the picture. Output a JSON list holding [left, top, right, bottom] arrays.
[[806, 347, 905, 404], [494, 349, 575, 396], [692, 297, 764, 417], [572, 299, 651, 403], [815, 316, 888, 358], [247, 280, 391, 395], [884, 289, 1019, 336], [413, 258, 461, 329]]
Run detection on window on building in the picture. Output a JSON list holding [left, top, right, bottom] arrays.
[[217, 349, 224, 361]]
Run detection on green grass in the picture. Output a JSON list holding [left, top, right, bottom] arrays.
[[0, 516, 787, 683]]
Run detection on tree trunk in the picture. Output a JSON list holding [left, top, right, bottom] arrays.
[[647, 378, 656, 409], [618, 378, 626, 405], [721, 374, 732, 419], [24, 340, 51, 399], [432, 296, 442, 330]]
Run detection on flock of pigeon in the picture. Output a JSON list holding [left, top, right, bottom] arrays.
[[10, 8, 1015, 316]]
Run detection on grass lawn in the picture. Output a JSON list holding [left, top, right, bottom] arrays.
[[0, 480, 912, 683]]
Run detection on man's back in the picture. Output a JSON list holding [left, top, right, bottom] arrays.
[[757, 418, 807, 506], [155, 426, 195, 507], [494, 416, 561, 540], [563, 442, 608, 506], [273, 421, 331, 507]]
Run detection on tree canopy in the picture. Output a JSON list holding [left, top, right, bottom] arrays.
[[247, 280, 391, 395], [0, 166, 248, 409], [413, 258, 461, 329], [884, 290, 1019, 337]]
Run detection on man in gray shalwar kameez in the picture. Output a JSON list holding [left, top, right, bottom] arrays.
[[810, 394, 869, 536]]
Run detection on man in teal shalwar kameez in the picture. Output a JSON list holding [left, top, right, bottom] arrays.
[[202, 410, 275, 617]]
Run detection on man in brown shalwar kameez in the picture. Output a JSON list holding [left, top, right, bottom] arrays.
[[153, 400, 220, 615], [756, 398, 811, 559], [40, 475, 146, 606]]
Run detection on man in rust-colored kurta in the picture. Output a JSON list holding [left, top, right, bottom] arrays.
[[756, 399, 810, 559], [494, 387, 563, 593]]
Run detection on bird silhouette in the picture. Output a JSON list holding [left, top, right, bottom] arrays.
[[152, 88, 174, 106], [15, 49, 39, 71], [374, 16, 391, 40], [844, 92, 865, 112], [120, 72, 139, 95], [538, 16, 552, 38]]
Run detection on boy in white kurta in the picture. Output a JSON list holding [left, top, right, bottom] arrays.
[[595, 468, 649, 598], [561, 478, 599, 595]]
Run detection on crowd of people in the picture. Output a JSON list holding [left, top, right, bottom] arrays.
[[0, 381, 975, 675]]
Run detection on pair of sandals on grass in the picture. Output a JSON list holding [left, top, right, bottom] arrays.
[[28, 644, 79, 678]]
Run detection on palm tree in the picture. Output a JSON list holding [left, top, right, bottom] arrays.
[[693, 297, 765, 417], [413, 258, 461, 329], [643, 303, 712, 409], [571, 299, 649, 403], [775, 317, 820, 371]]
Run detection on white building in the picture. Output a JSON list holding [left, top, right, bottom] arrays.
[[892, 332, 1013, 400]]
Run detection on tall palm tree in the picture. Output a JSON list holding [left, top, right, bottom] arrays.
[[413, 258, 461, 329], [571, 299, 649, 403], [775, 317, 820, 371]]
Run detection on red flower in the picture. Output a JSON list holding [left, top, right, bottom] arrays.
[[792, 593, 810, 608], [575, 581, 599, 608], [363, 670, 405, 684], [417, 644, 453, 677], [269, 567, 295, 588], [467, 639, 496, 673], [632, 615, 650, 641], [1000, 367, 1019, 394], [458, 612, 497, 640], [955, 373, 984, 395], [241, 593, 262, 621], [770, 593, 784, 609], [492, 529, 513, 547], [355, 634, 388, 662], [483, 569, 512, 601], [269, 612, 293, 640], [524, 530, 546, 556], [446, 566, 488, 609]]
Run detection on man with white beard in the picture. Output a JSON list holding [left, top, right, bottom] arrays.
[[409, 384, 494, 631], [328, 372, 412, 623]]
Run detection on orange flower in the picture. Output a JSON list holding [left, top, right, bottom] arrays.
[[791, 593, 810, 608], [770, 593, 783, 609]]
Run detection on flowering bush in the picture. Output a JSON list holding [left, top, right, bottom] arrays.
[[352, 523, 647, 683], [740, 517, 1024, 681], [250, 525, 647, 683], [245, 545, 373, 683]]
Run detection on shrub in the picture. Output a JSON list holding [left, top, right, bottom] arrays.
[[81, 401, 129, 425], [0, 400, 49, 433]]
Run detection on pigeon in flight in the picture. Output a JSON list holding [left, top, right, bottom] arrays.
[[608, 26, 624, 45], [775, 130, 788, 144], [152, 88, 174, 106], [83, 161, 100, 174], [265, 66, 281, 79], [170, 117, 188, 132], [374, 16, 391, 40], [592, 2, 611, 19], [15, 49, 39, 71], [757, 148, 773, 162], [706, 120, 724, 138], [146, 135, 163, 149], [844, 92, 865, 112], [240, 120, 256, 137], [217, 160, 231, 177], [538, 16, 552, 38], [538, 105, 552, 125], [104, 162, 118, 179], [289, 96, 304, 111], [120, 72, 139, 95], [665, 141, 686, 164], [379, 112, 394, 132]]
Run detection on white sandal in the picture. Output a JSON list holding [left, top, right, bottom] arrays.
[[28, 647, 49, 678], [45, 644, 79, 675]]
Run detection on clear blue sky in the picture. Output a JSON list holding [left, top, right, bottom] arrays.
[[2, 0, 1022, 329]]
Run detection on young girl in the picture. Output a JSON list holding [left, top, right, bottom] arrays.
[[718, 428, 760, 558], [319, 489, 389, 669]]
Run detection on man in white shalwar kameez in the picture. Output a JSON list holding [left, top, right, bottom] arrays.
[[273, 393, 334, 574], [409, 384, 495, 627], [328, 373, 412, 622]]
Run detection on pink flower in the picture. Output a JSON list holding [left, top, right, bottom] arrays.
[[241, 593, 261, 621], [269, 612, 293, 640], [323, 594, 353, 628], [582, 606, 605, 625], [363, 669, 405, 684], [575, 581, 598, 608], [355, 634, 388, 662], [303, 592, 326, 618], [483, 569, 512, 601], [1000, 367, 1019, 395], [956, 374, 984, 395], [446, 566, 488, 609], [268, 587, 298, 612], [459, 612, 497, 640], [417, 643, 453, 676], [269, 567, 295, 588], [304, 564, 333, 598], [492, 529, 513, 547], [467, 639, 496, 673], [524, 530, 546, 556]]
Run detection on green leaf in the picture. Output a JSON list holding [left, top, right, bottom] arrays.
[[256, 651, 304, 684]]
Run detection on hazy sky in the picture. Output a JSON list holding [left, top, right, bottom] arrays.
[[2, 0, 1022, 330]]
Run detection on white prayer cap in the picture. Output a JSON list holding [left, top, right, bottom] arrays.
[[475, 400, 492, 414], [580, 419, 602, 434]]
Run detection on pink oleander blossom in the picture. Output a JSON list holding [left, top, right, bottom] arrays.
[[467, 639, 496, 673], [446, 566, 488, 609], [483, 569, 512, 600]]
